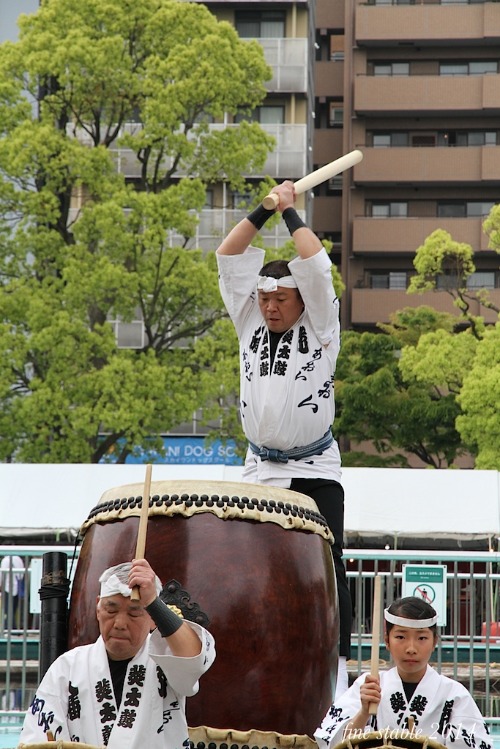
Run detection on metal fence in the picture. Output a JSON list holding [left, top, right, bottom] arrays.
[[2, 546, 500, 738]]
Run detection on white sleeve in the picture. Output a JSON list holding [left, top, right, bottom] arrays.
[[216, 247, 265, 336], [18, 666, 71, 745], [448, 688, 493, 749], [314, 675, 368, 749], [148, 623, 216, 698], [289, 249, 339, 347]]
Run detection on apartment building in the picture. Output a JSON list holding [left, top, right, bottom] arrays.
[[315, 0, 500, 330], [184, 0, 315, 252]]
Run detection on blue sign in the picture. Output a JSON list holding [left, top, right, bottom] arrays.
[[100, 436, 243, 466]]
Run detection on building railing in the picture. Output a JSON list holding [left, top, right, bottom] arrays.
[[108, 123, 307, 181], [248, 38, 309, 93], [2, 546, 500, 735]]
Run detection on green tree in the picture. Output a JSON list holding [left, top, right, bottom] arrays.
[[335, 319, 468, 468], [408, 229, 499, 337], [456, 323, 500, 469], [0, 0, 274, 462]]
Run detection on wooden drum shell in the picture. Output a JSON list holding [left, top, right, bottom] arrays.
[[68, 480, 339, 740]]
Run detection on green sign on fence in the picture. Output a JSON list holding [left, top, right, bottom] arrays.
[[402, 564, 447, 627]]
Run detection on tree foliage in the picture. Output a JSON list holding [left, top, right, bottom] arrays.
[[456, 323, 500, 469], [335, 312, 468, 468], [408, 229, 499, 337], [0, 0, 275, 462]]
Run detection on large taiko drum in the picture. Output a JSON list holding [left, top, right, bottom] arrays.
[[68, 480, 338, 747], [333, 730, 447, 749]]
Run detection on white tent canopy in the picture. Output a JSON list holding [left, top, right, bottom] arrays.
[[0, 464, 499, 548]]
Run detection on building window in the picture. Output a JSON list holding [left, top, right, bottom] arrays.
[[440, 61, 498, 76], [235, 10, 285, 39], [467, 272, 495, 290], [438, 131, 498, 147], [437, 274, 459, 290], [373, 132, 409, 147], [329, 105, 343, 127], [330, 34, 345, 61], [466, 201, 495, 217], [328, 175, 343, 192], [438, 272, 496, 290], [437, 202, 466, 218], [109, 308, 145, 349], [371, 201, 408, 218], [370, 272, 408, 290], [438, 201, 495, 217], [235, 105, 284, 125], [373, 62, 409, 76]]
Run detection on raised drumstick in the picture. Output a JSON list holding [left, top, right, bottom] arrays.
[[130, 463, 152, 601], [368, 574, 382, 716], [262, 149, 363, 210]]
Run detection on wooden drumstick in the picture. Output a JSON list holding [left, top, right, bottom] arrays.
[[130, 463, 152, 601], [368, 574, 382, 716], [262, 149, 363, 210]]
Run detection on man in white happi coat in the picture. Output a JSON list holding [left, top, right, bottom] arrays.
[[216, 180, 352, 695], [314, 597, 492, 749], [18, 558, 215, 749]]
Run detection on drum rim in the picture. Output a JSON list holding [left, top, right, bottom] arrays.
[[189, 723, 317, 749], [80, 480, 333, 544]]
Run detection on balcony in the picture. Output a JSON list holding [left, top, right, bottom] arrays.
[[313, 129, 344, 163], [68, 207, 304, 253], [313, 196, 343, 233], [356, 3, 500, 45], [354, 74, 500, 116], [315, 60, 344, 98], [354, 145, 500, 186], [351, 287, 500, 326], [353, 216, 493, 254], [166, 208, 305, 251], [251, 38, 309, 93], [110, 123, 307, 181]]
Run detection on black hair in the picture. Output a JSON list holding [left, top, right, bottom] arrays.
[[386, 596, 438, 636], [259, 259, 292, 279]]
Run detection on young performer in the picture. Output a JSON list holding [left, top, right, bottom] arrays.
[[314, 596, 492, 749], [216, 180, 352, 696], [18, 558, 215, 749]]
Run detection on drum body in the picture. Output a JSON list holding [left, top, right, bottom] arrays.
[[68, 480, 338, 741]]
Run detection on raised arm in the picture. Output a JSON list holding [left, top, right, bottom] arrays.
[[217, 202, 276, 256], [275, 181, 323, 259], [129, 558, 202, 656]]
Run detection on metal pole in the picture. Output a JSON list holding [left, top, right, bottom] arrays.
[[38, 552, 70, 682]]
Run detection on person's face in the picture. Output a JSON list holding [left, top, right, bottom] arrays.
[[258, 287, 304, 334], [96, 595, 152, 661], [385, 624, 437, 683]]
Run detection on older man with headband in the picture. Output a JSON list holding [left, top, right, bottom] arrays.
[[18, 558, 215, 749], [217, 180, 352, 697]]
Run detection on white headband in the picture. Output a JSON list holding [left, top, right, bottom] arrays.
[[257, 275, 298, 292], [99, 562, 162, 599], [384, 608, 438, 628]]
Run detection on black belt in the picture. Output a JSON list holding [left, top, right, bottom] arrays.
[[248, 430, 333, 464]]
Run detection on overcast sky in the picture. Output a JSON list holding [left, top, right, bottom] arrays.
[[0, 0, 39, 43]]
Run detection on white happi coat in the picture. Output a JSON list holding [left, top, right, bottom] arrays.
[[19, 624, 215, 749], [217, 246, 342, 486], [314, 666, 492, 749]]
